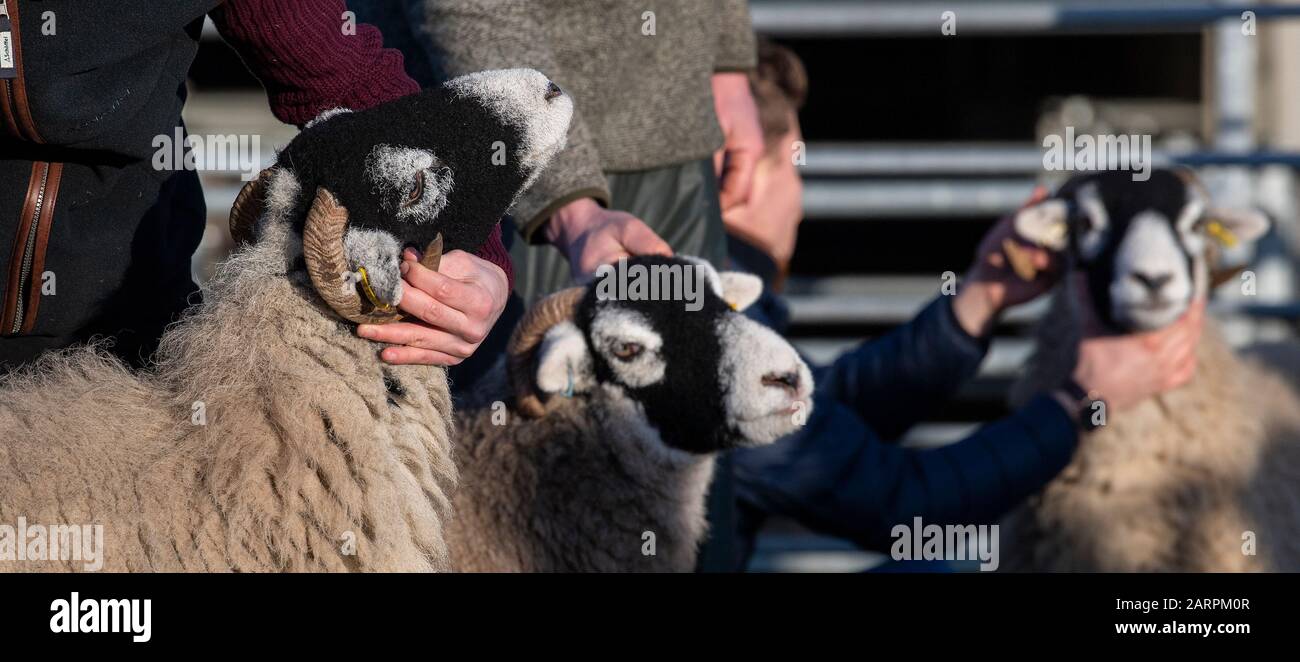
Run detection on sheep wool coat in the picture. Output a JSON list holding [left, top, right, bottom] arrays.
[[1003, 291, 1300, 572], [447, 386, 714, 572], [0, 221, 457, 572]]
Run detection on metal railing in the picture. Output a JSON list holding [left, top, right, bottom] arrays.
[[750, 1, 1300, 36]]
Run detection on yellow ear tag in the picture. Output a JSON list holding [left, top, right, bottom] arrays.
[[356, 266, 395, 312], [1205, 220, 1238, 248]]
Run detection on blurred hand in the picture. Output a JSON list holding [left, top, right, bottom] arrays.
[[722, 118, 805, 269], [711, 72, 764, 212], [357, 248, 509, 366], [1070, 286, 1205, 413], [544, 197, 673, 282], [952, 187, 1060, 337]]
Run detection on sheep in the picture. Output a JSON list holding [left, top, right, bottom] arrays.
[[445, 255, 814, 572], [0, 69, 573, 572], [1000, 168, 1300, 572]]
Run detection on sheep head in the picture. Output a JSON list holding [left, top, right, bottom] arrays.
[[506, 256, 814, 454], [229, 69, 572, 324], [1012, 169, 1270, 332]]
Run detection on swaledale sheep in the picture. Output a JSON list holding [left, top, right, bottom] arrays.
[[1002, 169, 1300, 572], [0, 69, 573, 572], [447, 256, 814, 571]]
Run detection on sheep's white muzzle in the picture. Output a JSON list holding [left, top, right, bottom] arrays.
[[717, 315, 814, 445]]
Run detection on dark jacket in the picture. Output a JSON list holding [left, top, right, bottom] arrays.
[[0, 0, 510, 370], [727, 236, 1079, 560], [0, 1, 221, 367]]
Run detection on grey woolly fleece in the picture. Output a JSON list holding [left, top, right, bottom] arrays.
[[412, 0, 757, 238]]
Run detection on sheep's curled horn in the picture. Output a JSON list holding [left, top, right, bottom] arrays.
[[507, 286, 587, 418], [229, 168, 443, 324]]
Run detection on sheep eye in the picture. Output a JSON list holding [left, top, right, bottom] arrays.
[[403, 171, 425, 208], [611, 341, 643, 362]]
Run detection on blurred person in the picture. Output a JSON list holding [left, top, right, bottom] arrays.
[[723, 42, 1206, 568], [0, 0, 510, 372]]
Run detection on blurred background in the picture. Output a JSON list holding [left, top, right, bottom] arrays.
[[184, 0, 1300, 572]]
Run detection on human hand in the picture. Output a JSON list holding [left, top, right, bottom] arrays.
[[1069, 292, 1205, 413], [722, 120, 805, 269], [356, 248, 509, 365], [544, 197, 673, 282], [711, 72, 765, 212], [953, 187, 1060, 337]]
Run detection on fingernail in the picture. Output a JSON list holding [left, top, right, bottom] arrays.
[[399, 261, 411, 275], [357, 325, 375, 338]]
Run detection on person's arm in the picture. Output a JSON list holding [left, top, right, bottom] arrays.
[[715, 0, 758, 73], [728, 229, 990, 440], [711, 1, 762, 212], [818, 191, 1058, 439], [210, 0, 418, 127], [733, 392, 1079, 553], [734, 283, 1206, 555], [817, 294, 990, 441]]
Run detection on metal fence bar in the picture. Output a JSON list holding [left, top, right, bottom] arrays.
[[751, 1, 1300, 37], [801, 143, 1300, 176], [802, 178, 1038, 217]]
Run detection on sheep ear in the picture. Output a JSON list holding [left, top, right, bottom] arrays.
[[1014, 199, 1070, 250], [534, 321, 595, 396], [719, 272, 763, 311], [1206, 207, 1270, 245]]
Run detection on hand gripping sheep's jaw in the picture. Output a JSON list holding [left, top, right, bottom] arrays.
[[1010, 169, 1271, 333], [228, 68, 573, 325], [507, 256, 814, 454]]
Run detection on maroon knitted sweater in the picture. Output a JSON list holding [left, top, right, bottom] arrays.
[[209, 0, 514, 289]]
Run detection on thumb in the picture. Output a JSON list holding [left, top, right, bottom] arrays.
[[720, 147, 759, 211]]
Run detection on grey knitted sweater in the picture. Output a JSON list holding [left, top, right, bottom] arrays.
[[415, 0, 757, 238]]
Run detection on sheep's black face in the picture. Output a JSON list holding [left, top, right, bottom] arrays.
[[270, 69, 572, 307], [533, 256, 813, 454], [1015, 169, 1270, 331]]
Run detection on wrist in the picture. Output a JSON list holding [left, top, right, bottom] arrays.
[[951, 281, 1001, 338], [1055, 377, 1107, 432], [711, 71, 749, 95], [544, 198, 601, 250], [1049, 388, 1082, 425]]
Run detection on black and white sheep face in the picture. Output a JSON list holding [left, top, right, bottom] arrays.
[[263, 69, 572, 309], [1015, 169, 1270, 331], [531, 256, 813, 454]]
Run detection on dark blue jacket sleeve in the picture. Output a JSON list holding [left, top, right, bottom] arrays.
[[732, 392, 1078, 553], [727, 235, 989, 442], [815, 296, 989, 441]]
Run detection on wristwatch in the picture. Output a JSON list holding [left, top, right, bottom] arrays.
[[1059, 378, 1107, 432]]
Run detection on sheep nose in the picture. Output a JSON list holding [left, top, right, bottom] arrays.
[[544, 81, 563, 101], [762, 370, 800, 394], [1132, 270, 1174, 294]]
